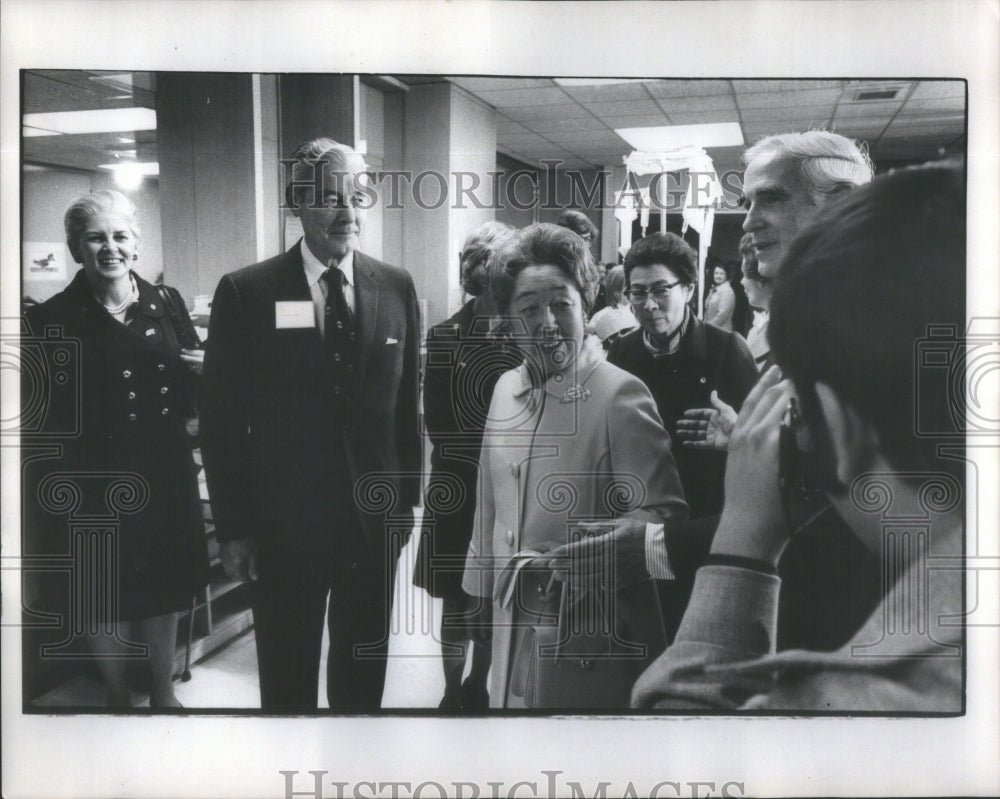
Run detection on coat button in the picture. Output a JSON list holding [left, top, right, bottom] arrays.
[[505, 530, 514, 546], [161, 407, 169, 415], [334, 386, 342, 396], [334, 353, 342, 363], [336, 320, 343, 329], [128, 391, 136, 400], [128, 413, 137, 421], [157, 363, 166, 371], [150, 303, 157, 310], [122, 369, 132, 379], [160, 386, 169, 394]]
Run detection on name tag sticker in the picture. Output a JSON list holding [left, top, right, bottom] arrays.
[[275, 301, 315, 329]]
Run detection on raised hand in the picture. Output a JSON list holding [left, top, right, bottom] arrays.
[[677, 391, 738, 451]]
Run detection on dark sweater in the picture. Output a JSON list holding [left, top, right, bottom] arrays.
[[608, 317, 758, 519]]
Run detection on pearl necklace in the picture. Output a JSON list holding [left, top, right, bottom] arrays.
[[99, 275, 138, 316]]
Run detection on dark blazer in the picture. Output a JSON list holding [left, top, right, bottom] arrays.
[[199, 243, 421, 570], [608, 316, 758, 519], [414, 299, 520, 598]]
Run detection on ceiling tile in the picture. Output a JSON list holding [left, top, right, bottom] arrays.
[[878, 132, 962, 146], [736, 88, 843, 109], [897, 97, 966, 116], [496, 120, 533, 135], [662, 109, 741, 125], [528, 117, 613, 134], [731, 80, 845, 93], [588, 99, 665, 117], [559, 82, 656, 103], [502, 103, 592, 121], [499, 133, 557, 149], [450, 77, 555, 92], [830, 121, 888, 136], [550, 131, 628, 147], [643, 80, 732, 99], [833, 101, 902, 119], [607, 113, 671, 127], [739, 104, 835, 123], [662, 94, 738, 113], [909, 81, 966, 100], [475, 86, 573, 108]]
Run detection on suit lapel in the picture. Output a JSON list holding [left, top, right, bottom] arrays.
[[353, 251, 380, 388]]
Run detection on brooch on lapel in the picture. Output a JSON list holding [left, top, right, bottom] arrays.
[[560, 384, 591, 403]]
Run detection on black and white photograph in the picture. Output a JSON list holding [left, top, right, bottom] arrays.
[[2, 1, 998, 798]]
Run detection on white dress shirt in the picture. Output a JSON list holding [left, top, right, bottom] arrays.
[[300, 238, 356, 339]]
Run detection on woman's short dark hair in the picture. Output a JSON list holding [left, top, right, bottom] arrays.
[[739, 232, 770, 285], [489, 223, 601, 315], [770, 162, 965, 481], [623, 232, 698, 286]]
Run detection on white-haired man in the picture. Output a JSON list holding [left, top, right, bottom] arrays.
[[741, 130, 874, 278], [201, 138, 421, 711]]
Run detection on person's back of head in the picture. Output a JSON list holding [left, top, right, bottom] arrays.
[[769, 162, 965, 481], [604, 265, 626, 307], [555, 209, 598, 243]]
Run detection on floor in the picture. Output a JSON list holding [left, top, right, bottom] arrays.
[[32, 532, 453, 710]]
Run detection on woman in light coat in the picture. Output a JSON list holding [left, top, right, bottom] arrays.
[[462, 224, 688, 709]]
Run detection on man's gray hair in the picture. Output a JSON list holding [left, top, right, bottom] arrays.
[[285, 137, 367, 209], [744, 130, 874, 206]]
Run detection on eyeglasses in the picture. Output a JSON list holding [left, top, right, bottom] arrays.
[[625, 281, 683, 303]]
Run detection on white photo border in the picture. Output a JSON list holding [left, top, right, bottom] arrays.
[[2, 2, 998, 797]]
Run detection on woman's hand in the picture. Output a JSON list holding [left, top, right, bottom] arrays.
[[711, 365, 794, 566], [676, 391, 738, 451], [180, 348, 204, 375], [545, 519, 649, 592]]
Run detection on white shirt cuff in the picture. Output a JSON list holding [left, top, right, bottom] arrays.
[[644, 522, 674, 580]]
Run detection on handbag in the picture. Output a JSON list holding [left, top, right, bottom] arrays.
[[155, 284, 202, 351], [507, 566, 665, 709]]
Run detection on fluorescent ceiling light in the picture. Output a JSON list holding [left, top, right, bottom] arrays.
[[555, 78, 653, 87], [616, 122, 744, 150], [22, 107, 156, 136], [99, 161, 159, 177]]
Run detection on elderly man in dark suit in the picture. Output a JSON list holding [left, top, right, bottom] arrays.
[[200, 138, 421, 712]]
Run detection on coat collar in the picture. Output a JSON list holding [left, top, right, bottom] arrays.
[[62, 268, 166, 323], [512, 334, 606, 399]]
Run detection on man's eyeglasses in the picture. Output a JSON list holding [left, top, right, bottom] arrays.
[[625, 281, 683, 303]]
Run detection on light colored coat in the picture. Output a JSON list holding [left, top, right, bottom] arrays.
[[463, 337, 688, 706]]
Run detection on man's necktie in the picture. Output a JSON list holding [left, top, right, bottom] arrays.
[[321, 267, 357, 411]]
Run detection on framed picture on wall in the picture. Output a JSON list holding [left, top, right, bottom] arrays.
[[22, 242, 66, 282]]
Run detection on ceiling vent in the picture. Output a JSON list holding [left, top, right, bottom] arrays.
[[846, 84, 908, 102]]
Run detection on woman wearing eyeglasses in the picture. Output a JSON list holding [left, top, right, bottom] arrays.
[[608, 233, 758, 523], [607, 234, 757, 641]]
